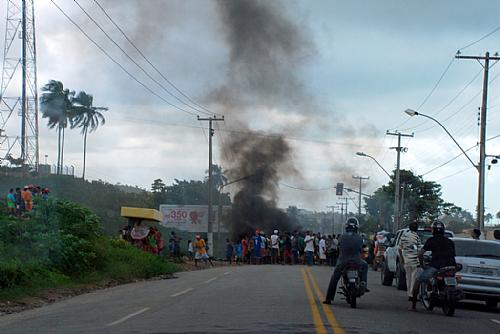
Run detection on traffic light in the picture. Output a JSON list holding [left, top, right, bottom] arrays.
[[336, 183, 344, 196]]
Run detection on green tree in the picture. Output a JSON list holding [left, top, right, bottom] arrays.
[[286, 205, 300, 226], [151, 179, 166, 193], [70, 91, 107, 179], [40, 80, 75, 175], [485, 212, 493, 225], [205, 164, 228, 191], [163, 179, 231, 206], [440, 205, 475, 233], [365, 169, 446, 228]]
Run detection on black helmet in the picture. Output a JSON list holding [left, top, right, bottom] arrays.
[[431, 221, 445, 236], [345, 217, 359, 233]]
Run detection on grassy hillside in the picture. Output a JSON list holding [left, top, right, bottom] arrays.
[[0, 199, 179, 301], [0, 174, 153, 234]]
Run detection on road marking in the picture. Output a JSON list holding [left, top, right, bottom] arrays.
[[306, 268, 345, 334], [106, 307, 150, 327], [204, 277, 217, 284], [491, 319, 500, 325], [223, 272, 230, 275], [301, 268, 327, 334], [170, 288, 193, 297]]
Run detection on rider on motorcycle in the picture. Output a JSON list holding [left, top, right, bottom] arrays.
[[411, 221, 456, 309], [323, 217, 369, 305]]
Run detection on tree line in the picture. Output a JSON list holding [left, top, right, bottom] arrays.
[[363, 169, 478, 233]]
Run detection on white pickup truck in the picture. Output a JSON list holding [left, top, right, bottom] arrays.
[[381, 227, 455, 290]]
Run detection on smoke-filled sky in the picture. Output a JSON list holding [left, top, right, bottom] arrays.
[[2, 0, 500, 216]]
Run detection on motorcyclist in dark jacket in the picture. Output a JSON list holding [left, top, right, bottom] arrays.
[[411, 221, 456, 309], [323, 217, 369, 304]]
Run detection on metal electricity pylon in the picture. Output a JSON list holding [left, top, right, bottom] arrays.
[[0, 0, 39, 171]]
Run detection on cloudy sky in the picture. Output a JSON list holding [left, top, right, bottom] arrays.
[[2, 0, 500, 217]]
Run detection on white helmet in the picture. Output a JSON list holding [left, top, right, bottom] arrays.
[[273, 229, 278, 234]]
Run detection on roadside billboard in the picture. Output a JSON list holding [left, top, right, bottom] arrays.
[[159, 205, 229, 233]]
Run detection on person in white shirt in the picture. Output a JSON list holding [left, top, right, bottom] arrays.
[[319, 236, 327, 264], [271, 230, 280, 264], [304, 231, 315, 266]]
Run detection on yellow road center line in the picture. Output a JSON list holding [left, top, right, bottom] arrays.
[[301, 268, 327, 334], [306, 267, 346, 334]]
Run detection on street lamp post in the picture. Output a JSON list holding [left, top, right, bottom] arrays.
[[355, 152, 394, 231], [356, 152, 391, 178], [404, 109, 484, 232]]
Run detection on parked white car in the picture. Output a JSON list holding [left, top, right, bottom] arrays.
[[381, 227, 454, 290], [453, 238, 500, 309]]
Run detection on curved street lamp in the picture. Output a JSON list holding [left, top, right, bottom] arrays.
[[404, 109, 477, 169], [404, 108, 484, 233], [356, 151, 392, 178]]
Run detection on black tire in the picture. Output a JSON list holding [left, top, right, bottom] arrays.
[[396, 261, 407, 291], [442, 291, 456, 317], [382, 260, 394, 286], [486, 299, 498, 309], [420, 282, 434, 311], [349, 285, 357, 308]]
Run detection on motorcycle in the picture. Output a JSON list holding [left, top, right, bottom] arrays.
[[339, 263, 365, 308], [419, 265, 463, 316]]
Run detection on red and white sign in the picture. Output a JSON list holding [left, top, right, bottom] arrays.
[[159, 205, 228, 232]]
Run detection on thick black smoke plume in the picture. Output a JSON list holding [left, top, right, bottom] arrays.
[[225, 134, 298, 238], [213, 0, 312, 238]]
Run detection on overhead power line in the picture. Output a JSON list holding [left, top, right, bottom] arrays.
[[390, 57, 455, 130], [401, 67, 483, 132], [416, 57, 456, 112], [436, 166, 473, 182], [421, 133, 500, 177], [49, 0, 197, 117], [111, 114, 389, 149], [279, 182, 335, 192], [458, 26, 500, 52], [91, 0, 222, 116], [72, 0, 212, 117]]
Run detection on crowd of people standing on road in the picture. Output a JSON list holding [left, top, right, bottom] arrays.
[[221, 230, 342, 266], [5, 185, 49, 216]]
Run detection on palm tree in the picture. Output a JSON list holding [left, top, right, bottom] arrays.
[[206, 164, 228, 191], [40, 80, 75, 174], [70, 91, 107, 179]]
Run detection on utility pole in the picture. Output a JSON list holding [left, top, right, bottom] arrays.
[[336, 202, 345, 226], [327, 205, 339, 235], [352, 176, 369, 217], [400, 182, 406, 227], [197, 115, 224, 256], [338, 197, 349, 221], [456, 51, 500, 234], [386, 131, 413, 232]]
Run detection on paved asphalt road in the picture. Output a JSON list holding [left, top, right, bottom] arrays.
[[0, 265, 499, 333]]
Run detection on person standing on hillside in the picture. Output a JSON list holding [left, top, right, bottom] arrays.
[[6, 188, 15, 215], [22, 186, 33, 212], [14, 187, 22, 215]]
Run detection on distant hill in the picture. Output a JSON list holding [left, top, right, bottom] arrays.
[[0, 174, 154, 234]]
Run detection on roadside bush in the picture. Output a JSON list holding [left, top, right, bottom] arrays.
[[92, 238, 179, 281], [0, 200, 178, 299]]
